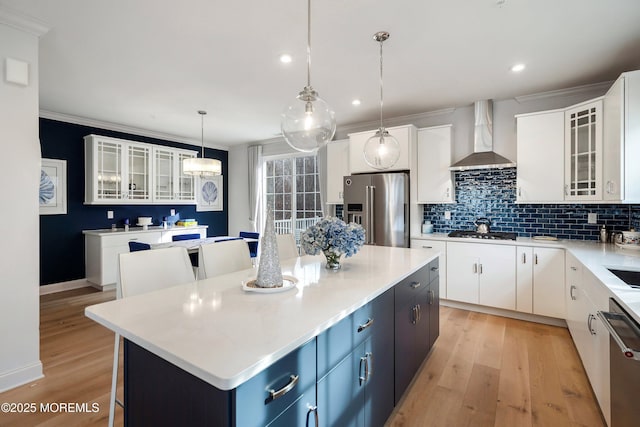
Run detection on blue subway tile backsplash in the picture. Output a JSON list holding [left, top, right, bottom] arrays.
[[422, 168, 640, 241]]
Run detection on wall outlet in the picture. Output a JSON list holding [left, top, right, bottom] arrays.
[[587, 213, 597, 224], [107, 210, 114, 219], [170, 209, 176, 216], [444, 211, 451, 220]]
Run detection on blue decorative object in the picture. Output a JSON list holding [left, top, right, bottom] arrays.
[[201, 181, 218, 203], [301, 216, 365, 269], [39, 170, 55, 204]]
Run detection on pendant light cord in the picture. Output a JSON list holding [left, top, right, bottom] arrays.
[[306, 0, 312, 88], [378, 39, 384, 129], [198, 110, 206, 158]]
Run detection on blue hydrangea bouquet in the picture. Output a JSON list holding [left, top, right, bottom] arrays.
[[301, 216, 365, 270]]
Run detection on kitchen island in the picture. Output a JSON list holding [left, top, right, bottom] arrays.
[[85, 245, 440, 426]]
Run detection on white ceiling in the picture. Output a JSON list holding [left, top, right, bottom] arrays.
[[3, 0, 640, 148]]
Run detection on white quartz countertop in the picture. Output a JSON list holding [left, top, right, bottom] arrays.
[[413, 233, 640, 323], [82, 225, 207, 235], [85, 245, 439, 390]]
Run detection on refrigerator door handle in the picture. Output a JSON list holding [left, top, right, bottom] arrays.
[[368, 186, 375, 244]]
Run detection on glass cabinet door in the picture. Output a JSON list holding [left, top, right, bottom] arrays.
[[96, 140, 123, 200], [175, 151, 196, 201], [153, 148, 175, 202], [127, 144, 152, 201], [565, 100, 602, 200]]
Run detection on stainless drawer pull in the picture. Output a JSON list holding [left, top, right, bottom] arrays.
[[597, 311, 640, 360], [357, 318, 374, 333], [430, 266, 439, 272], [366, 352, 373, 380], [587, 313, 597, 335], [422, 245, 433, 249], [359, 356, 367, 386], [268, 374, 299, 401], [570, 285, 577, 301], [306, 405, 319, 427], [410, 282, 421, 289], [429, 289, 434, 305]]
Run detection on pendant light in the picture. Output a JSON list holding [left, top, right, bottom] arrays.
[[281, 0, 336, 153], [183, 110, 222, 176], [363, 31, 400, 170]]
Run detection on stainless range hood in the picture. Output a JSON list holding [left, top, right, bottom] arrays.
[[449, 100, 516, 171]]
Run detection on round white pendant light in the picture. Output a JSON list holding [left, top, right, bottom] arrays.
[[281, 0, 336, 153], [363, 31, 400, 170]]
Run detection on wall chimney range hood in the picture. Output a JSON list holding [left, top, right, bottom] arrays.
[[449, 100, 516, 171]]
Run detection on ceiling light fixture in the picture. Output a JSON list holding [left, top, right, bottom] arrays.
[[279, 54, 292, 64], [511, 63, 525, 72], [352, 99, 361, 106], [183, 110, 222, 176], [280, 0, 336, 153], [363, 31, 400, 170]]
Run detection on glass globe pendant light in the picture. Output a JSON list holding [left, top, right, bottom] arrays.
[[363, 31, 400, 170], [183, 110, 222, 176], [281, 0, 336, 153]]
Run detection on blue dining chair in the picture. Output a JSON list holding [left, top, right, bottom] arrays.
[[239, 231, 259, 258], [128, 241, 151, 252], [172, 233, 201, 241]]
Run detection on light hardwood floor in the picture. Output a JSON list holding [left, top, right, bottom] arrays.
[[0, 288, 606, 427]]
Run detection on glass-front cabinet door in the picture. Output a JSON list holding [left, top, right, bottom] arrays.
[[95, 138, 124, 201], [152, 148, 196, 204], [564, 99, 602, 201], [126, 144, 152, 202]]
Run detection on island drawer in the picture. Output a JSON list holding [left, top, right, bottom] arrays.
[[235, 338, 316, 427], [395, 267, 430, 309]]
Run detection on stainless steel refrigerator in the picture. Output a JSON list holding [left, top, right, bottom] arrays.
[[343, 172, 409, 247]]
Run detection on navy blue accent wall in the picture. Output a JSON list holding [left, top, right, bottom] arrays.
[[422, 168, 640, 240], [39, 118, 228, 286]]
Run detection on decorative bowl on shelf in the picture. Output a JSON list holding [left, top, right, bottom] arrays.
[[137, 217, 152, 226]]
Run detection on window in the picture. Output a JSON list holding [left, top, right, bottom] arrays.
[[264, 155, 323, 243]]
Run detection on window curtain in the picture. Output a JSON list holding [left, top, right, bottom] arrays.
[[317, 144, 328, 216], [247, 145, 263, 232]]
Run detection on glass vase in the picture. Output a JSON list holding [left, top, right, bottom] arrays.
[[323, 249, 342, 270]]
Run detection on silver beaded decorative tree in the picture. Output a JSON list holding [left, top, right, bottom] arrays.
[[255, 206, 283, 288]]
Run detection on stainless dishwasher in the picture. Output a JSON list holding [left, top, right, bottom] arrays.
[[598, 298, 640, 427]]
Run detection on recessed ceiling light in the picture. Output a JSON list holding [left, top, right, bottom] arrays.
[[352, 99, 361, 106], [511, 63, 526, 72], [279, 54, 292, 64]]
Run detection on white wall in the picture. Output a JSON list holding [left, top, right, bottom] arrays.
[[0, 16, 45, 391], [228, 143, 252, 236]]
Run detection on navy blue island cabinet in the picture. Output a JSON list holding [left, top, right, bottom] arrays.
[[122, 260, 438, 427]]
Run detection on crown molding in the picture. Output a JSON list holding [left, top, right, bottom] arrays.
[[0, 5, 49, 36], [514, 81, 612, 103], [39, 110, 229, 151]]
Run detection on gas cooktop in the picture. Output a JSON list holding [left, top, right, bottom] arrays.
[[448, 230, 517, 241]]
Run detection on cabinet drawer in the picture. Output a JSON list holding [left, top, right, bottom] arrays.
[[395, 268, 429, 309], [236, 339, 316, 427], [428, 258, 440, 283]]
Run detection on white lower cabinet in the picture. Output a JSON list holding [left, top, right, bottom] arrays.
[[411, 239, 447, 298], [565, 252, 610, 425], [516, 246, 565, 318], [447, 242, 516, 310]]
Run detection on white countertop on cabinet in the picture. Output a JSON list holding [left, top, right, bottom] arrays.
[[82, 225, 207, 236], [413, 233, 640, 323], [85, 245, 439, 391]]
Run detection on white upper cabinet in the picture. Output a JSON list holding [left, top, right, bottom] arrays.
[[564, 98, 603, 201], [85, 134, 198, 205], [416, 125, 454, 204], [325, 139, 350, 204], [515, 110, 565, 203], [348, 124, 415, 174], [85, 135, 152, 204], [152, 147, 197, 204], [603, 70, 640, 203]]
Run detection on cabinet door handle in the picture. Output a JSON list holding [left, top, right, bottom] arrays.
[[522, 252, 527, 264], [366, 352, 373, 380], [518, 187, 522, 197], [564, 184, 569, 196], [411, 305, 417, 325], [306, 405, 319, 427], [417, 304, 422, 323], [478, 264, 483, 274], [411, 282, 421, 289], [570, 285, 577, 301], [587, 314, 597, 335], [445, 187, 450, 198], [534, 254, 539, 265], [429, 289, 434, 305], [268, 374, 299, 401], [473, 263, 478, 274], [571, 266, 577, 271], [359, 356, 367, 386], [357, 318, 374, 333]]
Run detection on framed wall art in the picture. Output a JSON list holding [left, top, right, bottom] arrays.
[[40, 158, 67, 215], [196, 175, 223, 212]]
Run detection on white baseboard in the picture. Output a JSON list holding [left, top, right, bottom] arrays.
[[0, 361, 43, 393], [39, 278, 92, 295], [441, 299, 568, 328]]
